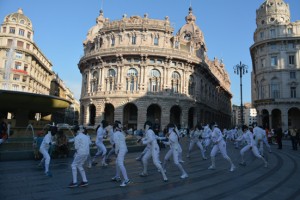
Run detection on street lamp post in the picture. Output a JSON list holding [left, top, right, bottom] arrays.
[[233, 61, 248, 126]]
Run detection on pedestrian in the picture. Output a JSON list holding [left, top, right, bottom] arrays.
[[92, 120, 109, 166], [68, 125, 90, 188], [56, 129, 69, 158], [186, 124, 207, 160], [289, 126, 298, 150], [274, 125, 283, 149], [138, 121, 168, 181], [162, 123, 188, 179], [111, 120, 131, 187], [38, 125, 57, 177], [0, 115, 8, 145], [208, 122, 235, 172], [236, 125, 268, 168]]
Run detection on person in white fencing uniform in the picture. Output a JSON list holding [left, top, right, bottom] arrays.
[[208, 122, 235, 172], [92, 120, 109, 166], [138, 121, 168, 182], [162, 123, 188, 179], [236, 125, 268, 167], [252, 122, 272, 156], [202, 124, 212, 151], [186, 124, 207, 160], [111, 121, 130, 187], [39, 125, 57, 177], [68, 125, 90, 188]]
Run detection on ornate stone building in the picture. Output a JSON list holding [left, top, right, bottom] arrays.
[[0, 8, 53, 94], [250, 0, 300, 131], [78, 7, 232, 130], [0, 8, 79, 124]]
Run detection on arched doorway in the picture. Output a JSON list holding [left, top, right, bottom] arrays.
[[123, 103, 138, 130], [288, 107, 300, 129], [89, 104, 96, 126], [188, 107, 195, 129], [146, 104, 161, 124], [170, 105, 181, 128], [104, 103, 115, 125], [262, 109, 269, 129], [271, 109, 281, 129]]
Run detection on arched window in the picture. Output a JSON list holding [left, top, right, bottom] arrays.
[[90, 71, 98, 92], [148, 69, 161, 92], [126, 68, 138, 93], [188, 75, 195, 96], [171, 71, 181, 93], [106, 69, 116, 91]]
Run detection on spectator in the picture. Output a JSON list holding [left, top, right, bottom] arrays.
[[0, 115, 8, 144], [274, 125, 283, 149], [289, 127, 298, 151], [56, 129, 69, 158]]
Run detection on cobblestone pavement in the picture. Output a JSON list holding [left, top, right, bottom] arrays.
[[1, 138, 300, 200]]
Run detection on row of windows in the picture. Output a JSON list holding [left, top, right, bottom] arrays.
[[84, 68, 229, 105], [258, 84, 297, 99], [109, 35, 160, 46], [259, 42, 295, 52], [259, 54, 296, 67], [7, 39, 31, 50], [259, 28, 293, 39], [2, 26, 31, 39]]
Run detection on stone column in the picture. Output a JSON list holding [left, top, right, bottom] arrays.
[[281, 109, 289, 132]]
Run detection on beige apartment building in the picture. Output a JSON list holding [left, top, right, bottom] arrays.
[[0, 9, 78, 124], [78, 7, 232, 130], [250, 0, 300, 131]]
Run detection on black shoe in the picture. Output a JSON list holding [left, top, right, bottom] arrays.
[[79, 181, 88, 187]]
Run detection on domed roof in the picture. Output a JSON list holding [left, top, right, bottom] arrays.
[[84, 9, 105, 45], [4, 8, 33, 30], [256, 0, 290, 27], [176, 7, 206, 51]]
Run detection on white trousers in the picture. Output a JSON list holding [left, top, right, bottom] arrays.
[[115, 150, 129, 181], [93, 142, 107, 164], [39, 148, 50, 173], [188, 140, 206, 158], [71, 154, 88, 183]]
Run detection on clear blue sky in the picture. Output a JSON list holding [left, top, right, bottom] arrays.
[[1, 0, 300, 105]]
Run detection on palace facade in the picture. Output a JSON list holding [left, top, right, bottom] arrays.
[[250, 0, 300, 131], [78, 7, 232, 130]]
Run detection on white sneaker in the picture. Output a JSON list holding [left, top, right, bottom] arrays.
[[230, 165, 236, 172], [120, 179, 130, 187], [180, 173, 188, 179], [179, 160, 185, 163], [208, 165, 216, 170]]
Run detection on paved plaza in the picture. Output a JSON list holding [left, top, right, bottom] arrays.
[[1, 138, 300, 200]]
